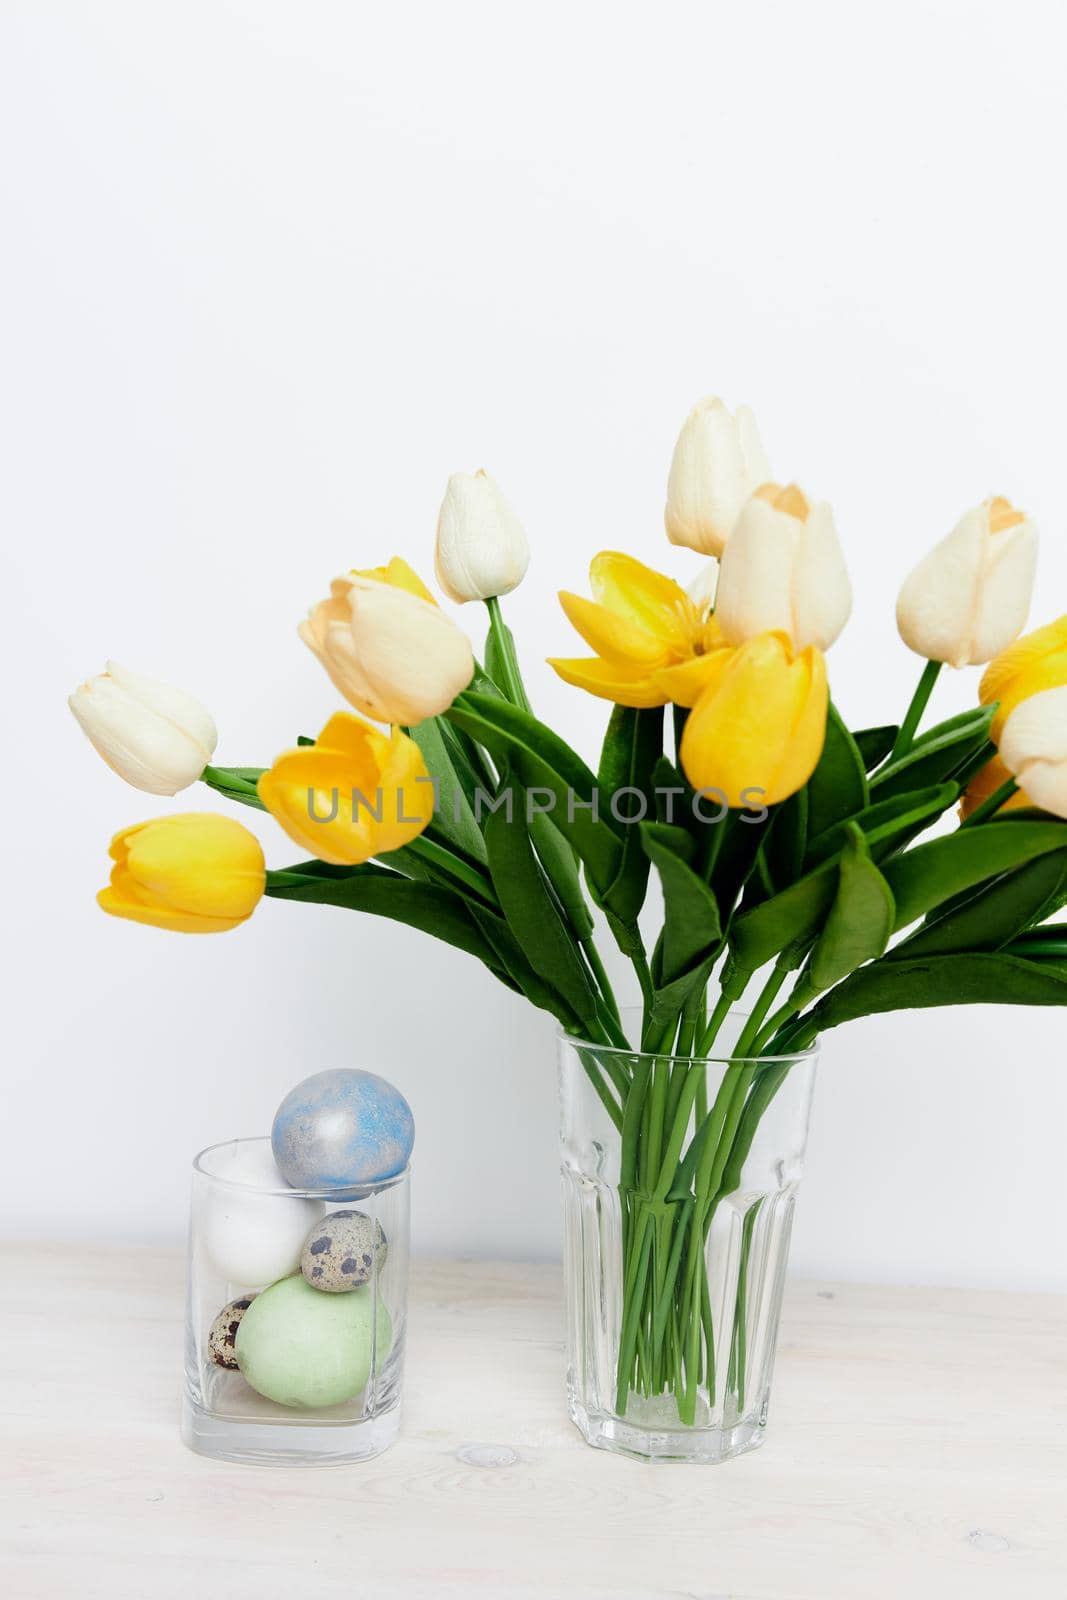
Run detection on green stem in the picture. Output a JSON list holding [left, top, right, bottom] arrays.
[[960, 775, 1019, 827], [485, 596, 531, 711], [888, 659, 942, 762], [696, 989, 733, 1057], [582, 936, 621, 1025]]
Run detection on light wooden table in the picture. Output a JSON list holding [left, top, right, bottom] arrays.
[[1, 1244, 1064, 1599]]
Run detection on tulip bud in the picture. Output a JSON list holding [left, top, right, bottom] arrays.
[[300, 559, 474, 725], [435, 470, 530, 603], [259, 712, 434, 865], [714, 484, 852, 652], [998, 685, 1067, 819], [69, 661, 217, 796], [896, 497, 1037, 669], [678, 631, 828, 807], [664, 396, 771, 557], [98, 813, 265, 932], [979, 614, 1067, 742]]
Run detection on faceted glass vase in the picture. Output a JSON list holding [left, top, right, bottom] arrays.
[[182, 1138, 409, 1466], [560, 1013, 817, 1465]]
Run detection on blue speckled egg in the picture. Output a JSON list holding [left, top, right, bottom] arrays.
[[271, 1069, 414, 1194]]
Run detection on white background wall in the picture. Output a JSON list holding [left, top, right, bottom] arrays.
[[3, 0, 1066, 1289]]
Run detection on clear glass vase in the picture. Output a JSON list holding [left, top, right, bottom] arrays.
[[559, 1011, 817, 1465], [182, 1138, 409, 1466]]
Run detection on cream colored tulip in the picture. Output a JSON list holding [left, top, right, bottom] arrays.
[[998, 684, 1067, 818], [435, 469, 530, 603], [69, 661, 217, 795], [664, 396, 771, 558], [300, 558, 474, 725], [895, 497, 1037, 668], [714, 483, 852, 652]]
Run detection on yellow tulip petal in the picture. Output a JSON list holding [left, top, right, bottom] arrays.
[[680, 634, 827, 806], [589, 552, 701, 655], [124, 813, 266, 919], [980, 614, 1067, 741], [558, 591, 672, 669], [547, 655, 669, 708], [258, 715, 433, 865], [98, 814, 264, 933], [98, 884, 245, 933], [352, 556, 436, 604], [652, 650, 733, 709]]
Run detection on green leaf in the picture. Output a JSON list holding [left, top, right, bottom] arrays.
[[729, 786, 958, 972], [804, 951, 1067, 1038], [446, 691, 622, 893], [883, 821, 1067, 931], [641, 822, 723, 988], [870, 706, 995, 801], [729, 856, 838, 972], [809, 825, 895, 990], [711, 809, 774, 922], [806, 782, 958, 867], [264, 865, 504, 970], [597, 706, 665, 932], [805, 704, 869, 845], [467, 905, 581, 1018], [761, 790, 808, 893], [890, 848, 1067, 960], [408, 717, 488, 864], [483, 778, 599, 1026], [853, 725, 899, 772]]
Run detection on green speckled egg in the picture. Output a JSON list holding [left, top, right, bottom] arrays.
[[234, 1273, 392, 1409]]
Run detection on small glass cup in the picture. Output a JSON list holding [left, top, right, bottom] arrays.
[[182, 1137, 409, 1466]]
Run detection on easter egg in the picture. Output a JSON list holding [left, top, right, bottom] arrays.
[[300, 1210, 387, 1292], [202, 1141, 325, 1288], [234, 1272, 393, 1408], [207, 1294, 257, 1369], [271, 1069, 414, 1194]]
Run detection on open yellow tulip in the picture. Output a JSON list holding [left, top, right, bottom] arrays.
[[548, 552, 723, 708], [980, 614, 1067, 742], [258, 711, 434, 865], [677, 631, 828, 807], [98, 813, 266, 933]]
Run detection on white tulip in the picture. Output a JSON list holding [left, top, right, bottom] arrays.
[[714, 483, 852, 652], [664, 396, 772, 557], [998, 684, 1067, 818], [896, 497, 1038, 669], [68, 661, 217, 795], [301, 572, 474, 725], [435, 470, 530, 603]]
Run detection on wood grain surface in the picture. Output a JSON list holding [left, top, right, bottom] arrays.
[[1, 1244, 1064, 1598]]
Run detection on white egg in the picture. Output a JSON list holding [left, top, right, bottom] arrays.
[[201, 1142, 325, 1289]]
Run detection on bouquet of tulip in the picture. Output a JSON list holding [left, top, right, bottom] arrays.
[[71, 396, 1067, 1433]]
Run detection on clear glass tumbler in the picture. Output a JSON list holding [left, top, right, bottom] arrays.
[[560, 1011, 817, 1465], [182, 1137, 409, 1465]]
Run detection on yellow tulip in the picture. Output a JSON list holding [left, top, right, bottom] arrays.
[[958, 752, 1032, 821], [98, 813, 266, 933], [979, 614, 1067, 742], [677, 631, 828, 807], [548, 552, 724, 708], [258, 711, 434, 865], [299, 557, 474, 724]]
